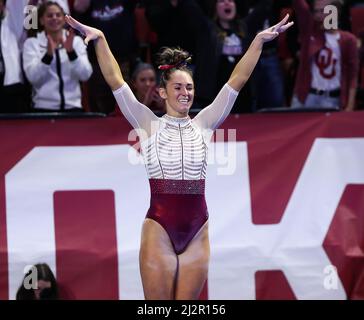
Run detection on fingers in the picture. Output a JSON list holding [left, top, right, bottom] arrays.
[[65, 15, 84, 33], [266, 31, 279, 37], [67, 28, 75, 38], [277, 13, 289, 28], [84, 36, 91, 46], [65, 15, 78, 25], [277, 21, 294, 33], [65, 15, 75, 27]]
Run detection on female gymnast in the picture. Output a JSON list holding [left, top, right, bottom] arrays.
[[66, 13, 293, 300]]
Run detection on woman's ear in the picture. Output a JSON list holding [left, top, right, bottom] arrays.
[[159, 87, 167, 100]]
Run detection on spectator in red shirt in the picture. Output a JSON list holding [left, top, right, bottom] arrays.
[[291, 0, 359, 111]]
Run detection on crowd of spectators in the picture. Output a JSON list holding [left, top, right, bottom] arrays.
[[1, 0, 363, 115]]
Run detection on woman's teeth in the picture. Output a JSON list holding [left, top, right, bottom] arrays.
[[179, 98, 189, 104]]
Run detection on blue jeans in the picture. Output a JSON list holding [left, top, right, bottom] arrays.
[[291, 94, 340, 109], [250, 54, 285, 111]]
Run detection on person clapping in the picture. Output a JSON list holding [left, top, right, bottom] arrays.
[[23, 1, 92, 112]]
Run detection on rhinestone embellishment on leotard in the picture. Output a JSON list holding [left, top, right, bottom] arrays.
[[149, 179, 205, 195]]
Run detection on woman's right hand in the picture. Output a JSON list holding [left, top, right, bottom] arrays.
[[46, 35, 57, 56], [65, 15, 103, 45]]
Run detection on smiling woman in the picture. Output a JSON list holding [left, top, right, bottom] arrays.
[[65, 13, 293, 300], [156, 47, 194, 117], [22, 2, 92, 112]]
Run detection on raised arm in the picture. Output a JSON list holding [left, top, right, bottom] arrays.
[[228, 14, 293, 92], [65, 15, 158, 135], [65, 15, 123, 90], [194, 14, 293, 130]]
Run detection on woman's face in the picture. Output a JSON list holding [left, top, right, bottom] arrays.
[[40, 5, 65, 33], [216, 0, 236, 22], [160, 70, 195, 117], [133, 68, 157, 97]]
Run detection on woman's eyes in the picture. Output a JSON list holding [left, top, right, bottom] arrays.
[[47, 13, 62, 18], [174, 87, 193, 91]]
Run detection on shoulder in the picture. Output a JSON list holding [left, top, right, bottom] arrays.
[[339, 30, 357, 43], [23, 33, 43, 50]]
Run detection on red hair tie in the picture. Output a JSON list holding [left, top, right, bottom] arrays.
[[158, 63, 178, 70], [158, 55, 192, 71]]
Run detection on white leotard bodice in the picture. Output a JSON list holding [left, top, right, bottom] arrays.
[[113, 83, 238, 180]]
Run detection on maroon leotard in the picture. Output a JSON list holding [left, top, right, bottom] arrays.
[[113, 83, 238, 254], [147, 179, 208, 254]]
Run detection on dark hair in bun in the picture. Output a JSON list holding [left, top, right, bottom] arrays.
[[156, 47, 193, 88]]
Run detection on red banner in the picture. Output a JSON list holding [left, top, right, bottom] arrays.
[[0, 111, 363, 300]]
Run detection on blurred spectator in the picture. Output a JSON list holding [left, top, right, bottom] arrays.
[[145, 0, 197, 61], [73, 0, 138, 114], [291, 0, 359, 111], [22, 1, 92, 112], [357, 29, 364, 109], [339, 0, 364, 32], [16, 263, 59, 300], [278, 7, 300, 107], [147, 0, 271, 112], [134, 1, 158, 63], [29, 0, 69, 12], [0, 0, 29, 113], [6, 0, 70, 44], [360, 30, 364, 64], [244, 0, 288, 110], [244, 0, 293, 111], [131, 61, 165, 113]]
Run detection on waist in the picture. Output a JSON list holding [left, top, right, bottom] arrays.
[[149, 179, 205, 195], [309, 87, 341, 98]]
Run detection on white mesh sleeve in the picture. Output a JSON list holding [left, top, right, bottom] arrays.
[[193, 83, 239, 130], [112, 83, 158, 136]]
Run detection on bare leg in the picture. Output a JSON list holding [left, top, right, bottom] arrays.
[[139, 218, 178, 300], [175, 221, 210, 300]]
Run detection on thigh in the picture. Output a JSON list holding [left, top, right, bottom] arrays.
[[175, 221, 210, 300], [139, 218, 178, 300]]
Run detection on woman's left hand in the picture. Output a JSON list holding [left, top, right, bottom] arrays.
[[257, 14, 294, 43]]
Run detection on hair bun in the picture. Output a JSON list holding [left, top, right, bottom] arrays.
[[156, 47, 191, 68], [156, 47, 193, 88]]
